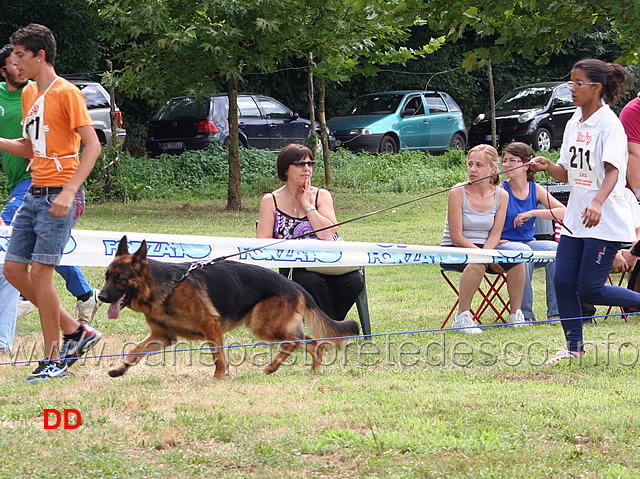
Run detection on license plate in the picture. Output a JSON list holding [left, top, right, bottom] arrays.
[[484, 134, 499, 141], [161, 141, 185, 150]]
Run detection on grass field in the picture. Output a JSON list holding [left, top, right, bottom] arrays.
[[1, 190, 639, 478]]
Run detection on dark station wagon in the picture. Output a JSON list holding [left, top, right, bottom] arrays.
[[146, 93, 335, 155], [468, 82, 577, 152]]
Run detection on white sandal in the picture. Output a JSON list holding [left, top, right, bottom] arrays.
[[543, 349, 584, 366]]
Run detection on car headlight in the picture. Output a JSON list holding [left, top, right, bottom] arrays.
[[518, 110, 537, 123], [472, 113, 485, 125], [349, 128, 373, 135]]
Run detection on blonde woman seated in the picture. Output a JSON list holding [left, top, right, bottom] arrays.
[[441, 144, 526, 334], [257, 143, 364, 321]]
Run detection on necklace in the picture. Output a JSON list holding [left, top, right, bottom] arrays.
[[284, 188, 298, 217]]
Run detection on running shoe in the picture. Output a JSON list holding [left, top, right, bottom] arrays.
[[451, 311, 483, 334], [76, 289, 102, 324], [60, 324, 102, 367], [25, 360, 69, 383]]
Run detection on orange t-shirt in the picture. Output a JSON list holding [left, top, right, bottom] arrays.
[[21, 78, 93, 187]]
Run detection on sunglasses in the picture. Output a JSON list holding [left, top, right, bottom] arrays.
[[292, 160, 316, 168]]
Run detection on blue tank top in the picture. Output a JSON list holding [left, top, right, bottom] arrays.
[[501, 180, 537, 241]]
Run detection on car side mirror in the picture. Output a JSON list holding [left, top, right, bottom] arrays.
[[401, 108, 416, 118], [292, 112, 299, 120]]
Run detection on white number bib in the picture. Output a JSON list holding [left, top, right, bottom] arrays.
[[566, 126, 599, 190], [22, 77, 74, 172]]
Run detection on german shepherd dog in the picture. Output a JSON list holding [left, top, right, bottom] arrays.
[[98, 236, 359, 379]]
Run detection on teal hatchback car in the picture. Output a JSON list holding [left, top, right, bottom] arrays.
[[327, 90, 467, 154]]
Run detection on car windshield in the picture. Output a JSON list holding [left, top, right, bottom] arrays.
[[153, 98, 210, 120], [340, 94, 404, 116], [75, 84, 110, 109], [496, 87, 553, 111]]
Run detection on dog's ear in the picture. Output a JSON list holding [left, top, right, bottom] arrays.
[[132, 239, 148, 263], [116, 236, 129, 256]]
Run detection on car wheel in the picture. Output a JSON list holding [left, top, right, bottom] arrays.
[[449, 133, 466, 150], [533, 127, 552, 152], [378, 135, 398, 154]]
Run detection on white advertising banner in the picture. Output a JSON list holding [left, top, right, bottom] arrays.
[[0, 226, 555, 268]]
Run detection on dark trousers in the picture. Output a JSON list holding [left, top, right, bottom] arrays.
[[555, 236, 640, 352], [280, 268, 364, 321]]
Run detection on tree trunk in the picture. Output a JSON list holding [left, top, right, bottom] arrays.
[[106, 60, 116, 143], [319, 78, 332, 184], [227, 77, 242, 210], [488, 61, 497, 149], [307, 52, 317, 152]]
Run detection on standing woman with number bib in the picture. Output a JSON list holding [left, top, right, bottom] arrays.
[[531, 59, 640, 364]]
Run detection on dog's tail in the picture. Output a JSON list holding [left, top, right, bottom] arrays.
[[303, 297, 360, 346]]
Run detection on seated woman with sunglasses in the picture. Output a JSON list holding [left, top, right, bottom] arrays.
[[257, 143, 364, 321], [497, 142, 566, 322]]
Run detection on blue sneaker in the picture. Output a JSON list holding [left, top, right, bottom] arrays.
[[25, 360, 69, 383], [60, 324, 102, 367]]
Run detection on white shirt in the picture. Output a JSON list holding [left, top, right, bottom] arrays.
[[558, 104, 636, 242]]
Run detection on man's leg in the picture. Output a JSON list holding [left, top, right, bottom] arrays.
[[4, 260, 78, 359], [55, 265, 101, 323], [0, 178, 30, 226], [0, 264, 20, 351]]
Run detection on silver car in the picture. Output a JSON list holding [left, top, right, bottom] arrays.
[[66, 78, 127, 149]]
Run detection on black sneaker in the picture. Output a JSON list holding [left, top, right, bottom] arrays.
[[60, 324, 102, 367], [25, 360, 69, 383]]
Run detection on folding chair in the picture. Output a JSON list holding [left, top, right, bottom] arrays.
[[605, 272, 630, 322], [440, 268, 510, 329], [256, 219, 371, 335]]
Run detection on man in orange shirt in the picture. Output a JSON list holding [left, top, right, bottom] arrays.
[[0, 24, 102, 382]]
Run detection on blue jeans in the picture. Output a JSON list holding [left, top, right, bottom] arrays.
[[555, 236, 640, 352], [1, 178, 30, 225], [0, 264, 19, 350], [1, 180, 91, 296], [5, 189, 84, 266], [498, 240, 559, 319]]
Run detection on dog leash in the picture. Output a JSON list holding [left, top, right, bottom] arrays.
[[177, 161, 538, 281]]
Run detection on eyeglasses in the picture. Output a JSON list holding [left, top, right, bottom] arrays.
[[499, 158, 523, 165], [567, 81, 599, 88], [292, 160, 315, 168]]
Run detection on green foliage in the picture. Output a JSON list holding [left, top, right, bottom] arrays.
[[1, 0, 107, 76], [85, 145, 283, 202], [329, 148, 468, 193], [81, 147, 470, 203]]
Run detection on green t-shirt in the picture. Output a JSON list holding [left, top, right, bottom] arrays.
[[0, 82, 31, 190]]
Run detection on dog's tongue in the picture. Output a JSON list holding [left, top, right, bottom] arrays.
[[107, 296, 125, 319]]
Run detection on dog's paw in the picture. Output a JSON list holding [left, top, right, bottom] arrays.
[[108, 367, 126, 378]]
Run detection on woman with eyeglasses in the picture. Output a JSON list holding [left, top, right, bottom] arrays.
[[497, 142, 566, 323], [441, 144, 526, 334], [257, 143, 364, 321], [531, 58, 640, 365]]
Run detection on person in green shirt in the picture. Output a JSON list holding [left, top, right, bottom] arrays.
[[0, 44, 101, 325]]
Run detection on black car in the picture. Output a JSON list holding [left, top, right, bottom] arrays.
[[468, 82, 576, 151], [146, 93, 335, 155]]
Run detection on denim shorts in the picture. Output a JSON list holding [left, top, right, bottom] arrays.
[[5, 188, 85, 266]]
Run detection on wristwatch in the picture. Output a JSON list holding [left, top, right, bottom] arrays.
[[305, 205, 317, 213]]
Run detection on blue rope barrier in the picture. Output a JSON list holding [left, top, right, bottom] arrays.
[[1, 310, 637, 367]]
